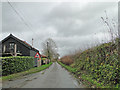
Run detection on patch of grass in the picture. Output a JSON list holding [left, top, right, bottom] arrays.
[[57, 61, 77, 74], [1, 62, 52, 81], [80, 74, 108, 88]]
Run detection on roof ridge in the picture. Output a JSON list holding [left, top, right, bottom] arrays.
[[1, 34, 39, 52]]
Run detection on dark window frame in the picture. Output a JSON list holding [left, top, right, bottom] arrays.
[[9, 42, 15, 50]]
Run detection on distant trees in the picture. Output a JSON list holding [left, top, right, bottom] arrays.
[[42, 38, 59, 61], [60, 55, 74, 66]]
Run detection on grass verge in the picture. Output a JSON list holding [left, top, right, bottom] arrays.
[[1, 62, 53, 81], [57, 61, 77, 73], [57, 61, 119, 88]]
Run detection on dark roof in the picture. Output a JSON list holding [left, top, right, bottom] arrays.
[[40, 54, 47, 58], [1, 34, 39, 52], [23, 41, 39, 52]]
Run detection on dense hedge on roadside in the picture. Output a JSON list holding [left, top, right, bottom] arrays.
[[74, 38, 119, 87], [1, 56, 34, 76], [60, 38, 119, 88]]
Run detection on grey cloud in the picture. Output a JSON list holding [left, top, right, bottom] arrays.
[[1, 2, 118, 57], [41, 2, 117, 37]]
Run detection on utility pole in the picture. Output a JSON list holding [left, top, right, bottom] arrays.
[[32, 38, 34, 47], [47, 41, 50, 62]]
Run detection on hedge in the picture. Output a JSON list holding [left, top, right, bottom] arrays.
[[1, 56, 34, 76], [74, 38, 119, 87]]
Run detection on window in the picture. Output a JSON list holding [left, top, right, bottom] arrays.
[[3, 45, 6, 53], [9, 43, 15, 49]]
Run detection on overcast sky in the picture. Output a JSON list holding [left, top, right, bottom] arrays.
[[1, 1, 118, 57]]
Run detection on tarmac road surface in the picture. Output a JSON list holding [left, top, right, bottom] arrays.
[[3, 62, 84, 88]]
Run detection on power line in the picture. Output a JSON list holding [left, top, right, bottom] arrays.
[[7, 0, 40, 44], [7, 1, 34, 33]]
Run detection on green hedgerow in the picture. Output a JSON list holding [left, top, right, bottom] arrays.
[[1, 56, 34, 76]]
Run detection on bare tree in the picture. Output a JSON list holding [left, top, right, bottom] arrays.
[[42, 38, 59, 61]]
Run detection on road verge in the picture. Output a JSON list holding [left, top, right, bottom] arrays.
[[57, 61, 119, 88]]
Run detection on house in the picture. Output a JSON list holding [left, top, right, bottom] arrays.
[[0, 34, 40, 67], [40, 55, 50, 65]]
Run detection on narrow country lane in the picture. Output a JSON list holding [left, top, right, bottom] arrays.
[[3, 62, 84, 88]]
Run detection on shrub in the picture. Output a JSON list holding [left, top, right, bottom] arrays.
[[60, 55, 73, 65], [1, 56, 34, 76]]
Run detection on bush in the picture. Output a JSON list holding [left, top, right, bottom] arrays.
[[60, 55, 73, 65], [1, 56, 34, 76]]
